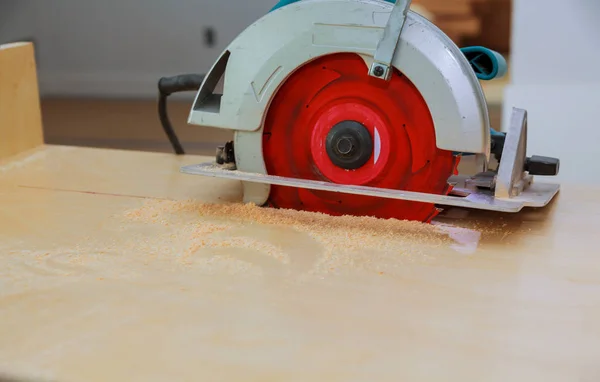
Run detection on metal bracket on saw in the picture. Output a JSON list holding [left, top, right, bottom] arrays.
[[368, 0, 412, 81], [180, 108, 560, 214], [496, 108, 533, 198], [443, 107, 560, 211]]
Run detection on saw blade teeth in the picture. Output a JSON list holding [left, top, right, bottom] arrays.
[[425, 207, 444, 224]]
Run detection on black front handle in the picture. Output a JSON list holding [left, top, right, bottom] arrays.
[[525, 155, 560, 176], [158, 74, 205, 96]]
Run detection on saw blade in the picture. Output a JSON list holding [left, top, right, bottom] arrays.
[[261, 52, 459, 222]]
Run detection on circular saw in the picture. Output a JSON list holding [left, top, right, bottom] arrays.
[[163, 0, 561, 222]]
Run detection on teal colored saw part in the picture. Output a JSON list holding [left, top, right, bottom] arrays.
[[460, 46, 507, 81], [271, 0, 394, 11], [270, 0, 299, 11]]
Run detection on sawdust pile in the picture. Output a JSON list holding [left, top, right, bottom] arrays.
[[125, 199, 443, 237], [1, 200, 486, 292], [121, 199, 462, 278]]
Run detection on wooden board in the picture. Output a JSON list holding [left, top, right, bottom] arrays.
[[1, 145, 599, 381], [0, 42, 44, 161]]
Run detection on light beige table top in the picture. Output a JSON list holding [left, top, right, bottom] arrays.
[[0, 145, 598, 382]]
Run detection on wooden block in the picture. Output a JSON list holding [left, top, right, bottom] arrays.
[[0, 42, 44, 161], [410, 4, 435, 21], [413, 0, 473, 16], [436, 16, 482, 38], [463, 0, 513, 53], [41, 98, 232, 156]]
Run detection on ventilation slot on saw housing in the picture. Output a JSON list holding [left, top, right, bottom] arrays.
[[193, 50, 230, 114]]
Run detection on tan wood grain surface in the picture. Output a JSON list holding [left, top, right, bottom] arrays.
[[0, 42, 44, 161], [0, 145, 598, 381]]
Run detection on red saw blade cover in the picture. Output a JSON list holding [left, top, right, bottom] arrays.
[[262, 53, 460, 223]]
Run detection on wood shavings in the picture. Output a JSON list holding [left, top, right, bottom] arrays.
[[2, 198, 484, 292], [121, 199, 468, 278], [125, 199, 446, 240]]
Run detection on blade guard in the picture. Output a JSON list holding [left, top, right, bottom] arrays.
[[187, 0, 491, 206]]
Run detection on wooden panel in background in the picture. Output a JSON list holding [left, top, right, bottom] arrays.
[[41, 98, 233, 156], [0, 42, 44, 161], [413, 0, 512, 52], [414, 0, 474, 15], [463, 0, 512, 53]]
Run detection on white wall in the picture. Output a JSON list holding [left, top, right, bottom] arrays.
[[503, 0, 600, 185], [509, 0, 600, 86], [0, 0, 275, 98]]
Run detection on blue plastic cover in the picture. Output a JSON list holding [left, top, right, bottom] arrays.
[[460, 46, 508, 81], [270, 0, 394, 11]]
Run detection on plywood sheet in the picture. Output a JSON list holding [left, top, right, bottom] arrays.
[[0, 42, 44, 161], [0, 146, 599, 381]]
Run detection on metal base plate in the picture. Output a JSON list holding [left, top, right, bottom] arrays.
[[180, 162, 560, 213]]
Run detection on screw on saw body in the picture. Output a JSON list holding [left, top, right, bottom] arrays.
[[373, 66, 385, 77], [368, 0, 412, 80]]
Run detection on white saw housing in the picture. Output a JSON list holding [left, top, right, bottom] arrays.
[[187, 0, 492, 205]]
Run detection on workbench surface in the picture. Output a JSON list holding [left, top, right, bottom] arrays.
[[1, 145, 598, 381]]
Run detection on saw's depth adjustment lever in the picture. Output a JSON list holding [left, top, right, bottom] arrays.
[[369, 0, 412, 81]]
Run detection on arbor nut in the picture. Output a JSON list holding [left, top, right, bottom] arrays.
[[525, 155, 560, 176]]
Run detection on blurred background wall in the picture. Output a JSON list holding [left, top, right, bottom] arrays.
[[0, 0, 510, 98], [502, 0, 600, 184], [0, 0, 278, 98], [1, 0, 522, 158]]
